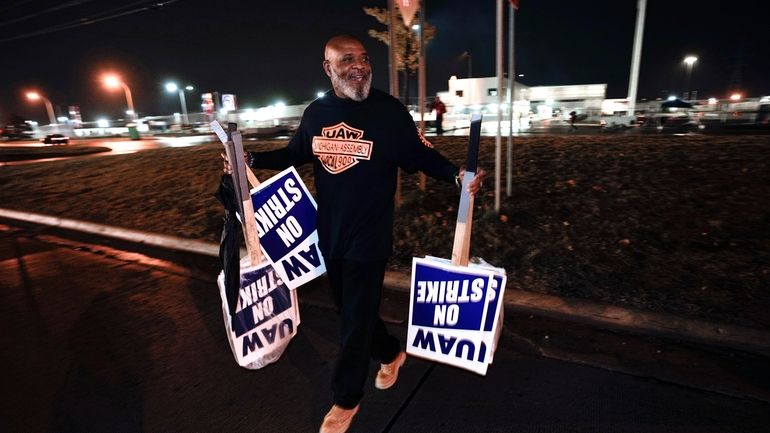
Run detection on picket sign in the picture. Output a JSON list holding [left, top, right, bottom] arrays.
[[247, 166, 326, 290], [216, 259, 299, 369], [212, 121, 326, 287], [421, 256, 507, 367], [407, 114, 507, 375], [212, 120, 300, 369]]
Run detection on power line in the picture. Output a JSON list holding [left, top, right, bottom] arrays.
[[0, 0, 181, 44], [0, 0, 98, 29]]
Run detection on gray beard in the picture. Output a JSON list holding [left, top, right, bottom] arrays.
[[331, 69, 371, 101]]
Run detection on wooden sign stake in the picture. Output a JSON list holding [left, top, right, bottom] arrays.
[[211, 120, 261, 188], [211, 120, 264, 267], [451, 114, 482, 266], [229, 130, 263, 266]]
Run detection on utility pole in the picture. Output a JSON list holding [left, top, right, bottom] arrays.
[[418, 4, 427, 191], [389, 0, 401, 207], [626, 0, 647, 116], [507, 2, 516, 197], [495, 0, 503, 213]]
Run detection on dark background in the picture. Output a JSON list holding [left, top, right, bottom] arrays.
[[1, 0, 767, 123]]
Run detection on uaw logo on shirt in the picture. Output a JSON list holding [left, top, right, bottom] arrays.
[[312, 122, 373, 174]]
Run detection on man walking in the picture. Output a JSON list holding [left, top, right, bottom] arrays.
[[224, 34, 485, 433]]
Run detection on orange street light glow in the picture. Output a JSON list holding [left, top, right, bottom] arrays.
[[103, 74, 122, 89], [101, 73, 136, 119], [24, 90, 56, 124], [730, 93, 742, 101]]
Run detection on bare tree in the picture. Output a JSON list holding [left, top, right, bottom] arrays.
[[363, 6, 435, 103]]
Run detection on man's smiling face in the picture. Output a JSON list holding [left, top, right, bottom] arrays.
[[324, 37, 372, 101]]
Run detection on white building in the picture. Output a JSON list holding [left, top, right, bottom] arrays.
[[438, 76, 606, 120], [422, 76, 608, 133]]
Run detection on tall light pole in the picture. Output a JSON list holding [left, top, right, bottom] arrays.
[[25, 91, 56, 125], [683, 55, 698, 100], [165, 82, 193, 125], [416, 8, 427, 191], [507, 1, 517, 197], [460, 51, 472, 78], [495, 0, 503, 213], [626, 0, 647, 116], [103, 74, 135, 120]]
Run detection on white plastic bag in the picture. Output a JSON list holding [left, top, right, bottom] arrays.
[[217, 258, 300, 369]]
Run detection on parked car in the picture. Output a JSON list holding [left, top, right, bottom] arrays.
[[1, 121, 34, 140], [42, 134, 69, 145]]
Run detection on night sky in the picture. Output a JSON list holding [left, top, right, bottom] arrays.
[[1, 0, 768, 124]]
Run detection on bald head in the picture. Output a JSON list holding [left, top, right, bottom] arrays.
[[324, 34, 365, 61], [322, 34, 372, 101]]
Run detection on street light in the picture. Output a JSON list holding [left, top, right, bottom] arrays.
[[683, 55, 698, 100], [459, 51, 472, 78], [102, 73, 135, 120], [25, 91, 57, 125], [165, 82, 192, 125]]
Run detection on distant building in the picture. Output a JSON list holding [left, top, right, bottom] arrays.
[[437, 76, 607, 120]]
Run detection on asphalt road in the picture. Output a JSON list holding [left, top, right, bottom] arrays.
[[2, 221, 770, 432], [0, 135, 214, 165]]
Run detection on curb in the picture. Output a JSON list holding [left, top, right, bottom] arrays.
[[0, 208, 221, 257], [385, 272, 770, 357], [3, 207, 770, 358]]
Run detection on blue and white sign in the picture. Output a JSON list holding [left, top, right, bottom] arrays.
[[407, 257, 504, 375], [250, 166, 326, 290], [423, 256, 507, 365], [217, 259, 300, 369]]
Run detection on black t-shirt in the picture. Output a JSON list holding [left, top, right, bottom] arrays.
[[249, 88, 458, 260]]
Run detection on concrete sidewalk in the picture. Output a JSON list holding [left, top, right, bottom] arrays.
[[3, 222, 770, 432], [2, 207, 769, 359]]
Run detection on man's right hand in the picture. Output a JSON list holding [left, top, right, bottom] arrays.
[[221, 152, 233, 175], [221, 151, 250, 175]]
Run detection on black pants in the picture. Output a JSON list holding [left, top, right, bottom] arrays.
[[326, 259, 401, 408], [436, 115, 444, 135]]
